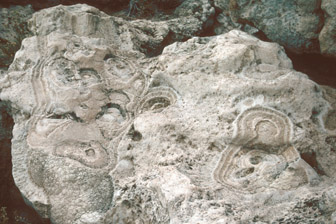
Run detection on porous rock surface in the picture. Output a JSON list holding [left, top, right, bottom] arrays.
[[0, 5, 34, 68], [1, 4, 336, 224], [214, 0, 336, 58], [214, 0, 323, 53], [0, 0, 127, 13], [319, 0, 336, 57], [28, 2, 213, 58]]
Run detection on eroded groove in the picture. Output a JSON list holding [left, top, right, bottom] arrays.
[[300, 152, 326, 176]]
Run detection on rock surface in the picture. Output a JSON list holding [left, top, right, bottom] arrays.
[[0, 99, 50, 224], [213, 0, 336, 58], [28, 3, 213, 58], [2, 0, 336, 59], [215, 0, 323, 53], [0, 0, 128, 13], [0, 5, 34, 68], [1, 4, 336, 224], [319, 0, 336, 57]]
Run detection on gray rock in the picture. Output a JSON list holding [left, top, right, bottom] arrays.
[[1, 4, 336, 224], [215, 0, 323, 53], [0, 5, 34, 68], [319, 0, 336, 58]]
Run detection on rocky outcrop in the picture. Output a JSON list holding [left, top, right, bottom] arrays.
[[1, 4, 336, 224], [0, 5, 34, 68], [28, 2, 213, 57], [2, 0, 336, 61], [0, 0, 127, 13], [0, 5, 51, 223], [213, 0, 336, 59], [319, 0, 336, 57], [214, 0, 323, 53], [0, 98, 51, 224]]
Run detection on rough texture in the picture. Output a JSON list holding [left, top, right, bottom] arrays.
[[0, 0, 128, 13], [0, 99, 50, 224], [319, 0, 336, 58], [127, 0, 185, 17], [27, 3, 213, 57], [0, 5, 34, 68], [1, 4, 336, 224], [0, 6, 52, 223], [214, 0, 323, 54]]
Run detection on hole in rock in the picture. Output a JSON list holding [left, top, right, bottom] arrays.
[[79, 68, 99, 77], [96, 103, 126, 120], [249, 156, 262, 165], [103, 54, 115, 61], [143, 31, 187, 58], [49, 112, 84, 122], [85, 148, 95, 157], [127, 125, 142, 141], [176, 134, 186, 144], [300, 152, 325, 175], [235, 167, 255, 178], [131, 130, 142, 141], [147, 97, 171, 110], [199, 5, 222, 37], [0, 101, 51, 224]]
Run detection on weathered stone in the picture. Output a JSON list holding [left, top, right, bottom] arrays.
[[27, 3, 214, 57], [0, 0, 128, 13], [0, 98, 51, 224], [0, 7, 49, 217], [1, 4, 336, 224], [0, 5, 34, 68], [214, 0, 323, 54], [319, 0, 336, 58], [128, 0, 185, 17]]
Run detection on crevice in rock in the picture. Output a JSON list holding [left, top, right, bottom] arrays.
[[0, 101, 51, 224], [300, 152, 325, 176], [315, 0, 325, 34], [199, 4, 220, 37], [143, 31, 190, 57], [143, 31, 175, 57], [126, 0, 184, 19], [156, 0, 184, 14], [253, 29, 271, 43], [127, 124, 142, 141], [285, 49, 336, 88]]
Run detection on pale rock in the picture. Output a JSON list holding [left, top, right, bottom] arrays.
[[28, 2, 215, 57], [0, 4, 336, 224], [29, 4, 169, 56]]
